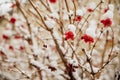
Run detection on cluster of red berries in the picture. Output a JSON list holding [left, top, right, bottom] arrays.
[[65, 31, 94, 43], [100, 18, 112, 27], [49, 0, 56, 3]]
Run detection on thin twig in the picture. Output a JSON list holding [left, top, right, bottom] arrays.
[[108, 27, 114, 60], [30, 63, 43, 80], [29, 0, 50, 31], [82, 49, 94, 75], [16, 0, 33, 45], [90, 28, 103, 55], [14, 65, 30, 79], [72, 0, 77, 24], [100, 30, 109, 67], [39, 0, 51, 12], [75, 0, 103, 39], [64, 0, 72, 24]]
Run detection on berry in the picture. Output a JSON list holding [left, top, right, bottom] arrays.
[[65, 31, 74, 40], [81, 34, 94, 43]]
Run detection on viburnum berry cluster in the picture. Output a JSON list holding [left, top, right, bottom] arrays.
[[100, 18, 112, 27], [65, 31, 74, 40], [81, 34, 94, 43], [65, 31, 94, 43], [49, 0, 57, 3], [74, 16, 82, 22]]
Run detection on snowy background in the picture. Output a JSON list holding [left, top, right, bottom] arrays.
[[0, 0, 120, 80]]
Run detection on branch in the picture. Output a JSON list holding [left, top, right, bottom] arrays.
[[64, 0, 72, 24], [16, 0, 33, 45], [39, 0, 51, 12]]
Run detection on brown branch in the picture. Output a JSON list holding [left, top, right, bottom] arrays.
[[74, 1, 103, 53], [29, 0, 50, 31], [14, 65, 30, 79], [58, 0, 65, 47], [82, 49, 94, 75], [64, 0, 72, 24], [72, 0, 77, 24], [29, 0, 76, 79], [108, 27, 114, 60], [65, 41, 91, 76], [16, 0, 33, 45], [90, 28, 103, 55], [95, 54, 117, 75], [94, 27, 115, 78], [100, 30, 109, 67], [75, 0, 103, 39], [28, 9, 47, 30], [31, 64, 43, 80], [39, 0, 51, 12], [29, 0, 66, 65]]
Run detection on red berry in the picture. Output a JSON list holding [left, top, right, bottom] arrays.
[[9, 45, 14, 50], [104, 8, 109, 13], [100, 18, 112, 27], [2, 34, 9, 40], [14, 35, 21, 39], [10, 17, 16, 24], [49, 0, 56, 3], [74, 16, 82, 22], [20, 46, 25, 51], [87, 8, 93, 12], [81, 34, 94, 43], [65, 31, 74, 40]]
